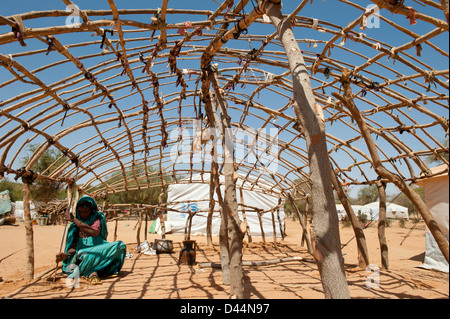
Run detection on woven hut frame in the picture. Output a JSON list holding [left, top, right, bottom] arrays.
[[0, 0, 448, 298]]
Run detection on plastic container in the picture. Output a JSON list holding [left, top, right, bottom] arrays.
[[38, 216, 48, 226]]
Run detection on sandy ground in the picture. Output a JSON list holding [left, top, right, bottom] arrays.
[[0, 217, 448, 299]]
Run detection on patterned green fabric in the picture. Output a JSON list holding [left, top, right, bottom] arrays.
[[62, 196, 126, 278]]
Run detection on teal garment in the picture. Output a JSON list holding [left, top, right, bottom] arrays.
[[62, 196, 126, 278]]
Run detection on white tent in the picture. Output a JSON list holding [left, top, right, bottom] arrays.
[[335, 204, 364, 220], [360, 201, 409, 221], [12, 201, 38, 220], [416, 164, 449, 273], [166, 173, 285, 238]]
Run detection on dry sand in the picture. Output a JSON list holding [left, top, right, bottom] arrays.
[[0, 217, 448, 299]]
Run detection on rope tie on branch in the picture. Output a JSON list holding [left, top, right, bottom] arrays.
[[15, 168, 36, 184], [45, 37, 54, 55], [61, 101, 71, 126], [11, 15, 27, 47], [406, 6, 418, 25], [233, 22, 248, 39], [424, 70, 437, 92], [100, 29, 114, 49]]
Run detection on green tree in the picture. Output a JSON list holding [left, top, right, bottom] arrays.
[[284, 199, 306, 220], [103, 165, 172, 205], [426, 138, 449, 165], [389, 186, 424, 219], [0, 178, 23, 201], [354, 184, 378, 205], [21, 144, 66, 203]]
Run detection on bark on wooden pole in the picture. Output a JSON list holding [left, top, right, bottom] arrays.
[[330, 168, 370, 268], [376, 181, 389, 270], [264, 0, 350, 298], [22, 171, 35, 280], [144, 209, 148, 242], [136, 207, 142, 248], [286, 193, 313, 255], [206, 124, 219, 247], [271, 209, 277, 243], [205, 98, 231, 284], [277, 198, 285, 240], [440, 0, 449, 25], [158, 188, 166, 239], [210, 71, 244, 299], [257, 211, 265, 243], [207, 168, 215, 246], [239, 187, 252, 243], [114, 211, 118, 242]]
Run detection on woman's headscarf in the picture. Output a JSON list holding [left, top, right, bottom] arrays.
[[64, 195, 108, 253]]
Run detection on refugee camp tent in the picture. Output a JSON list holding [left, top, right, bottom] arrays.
[[360, 201, 409, 221], [335, 204, 364, 221], [416, 165, 449, 273], [13, 201, 38, 220], [0, 190, 12, 225], [166, 174, 285, 238]]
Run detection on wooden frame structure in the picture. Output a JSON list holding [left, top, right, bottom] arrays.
[[0, 0, 448, 299]]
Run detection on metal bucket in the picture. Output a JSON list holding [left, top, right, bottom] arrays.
[[153, 239, 173, 254]]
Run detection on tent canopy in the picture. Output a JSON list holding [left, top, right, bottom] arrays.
[[416, 164, 449, 273], [0, 190, 12, 216]]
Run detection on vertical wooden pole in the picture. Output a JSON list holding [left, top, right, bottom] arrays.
[[239, 187, 252, 243], [210, 71, 244, 299], [158, 190, 166, 240], [287, 193, 313, 255], [144, 209, 148, 242], [136, 208, 142, 248], [257, 211, 265, 243], [114, 211, 118, 242], [330, 168, 370, 268], [212, 162, 230, 284], [376, 181, 389, 270], [22, 173, 34, 280], [277, 198, 285, 240], [271, 209, 277, 243], [206, 90, 219, 247], [207, 161, 216, 246], [264, 1, 350, 298]]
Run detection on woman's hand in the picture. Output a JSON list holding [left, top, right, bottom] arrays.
[[65, 212, 75, 222], [56, 248, 75, 263], [55, 252, 67, 263]]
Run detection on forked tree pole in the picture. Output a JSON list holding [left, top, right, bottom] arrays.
[[264, 0, 350, 299], [203, 89, 231, 284], [210, 71, 244, 299], [333, 68, 449, 264]]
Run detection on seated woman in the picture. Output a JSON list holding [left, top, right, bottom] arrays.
[[56, 196, 127, 284]]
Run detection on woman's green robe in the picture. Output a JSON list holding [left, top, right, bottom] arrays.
[[62, 196, 126, 279]]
